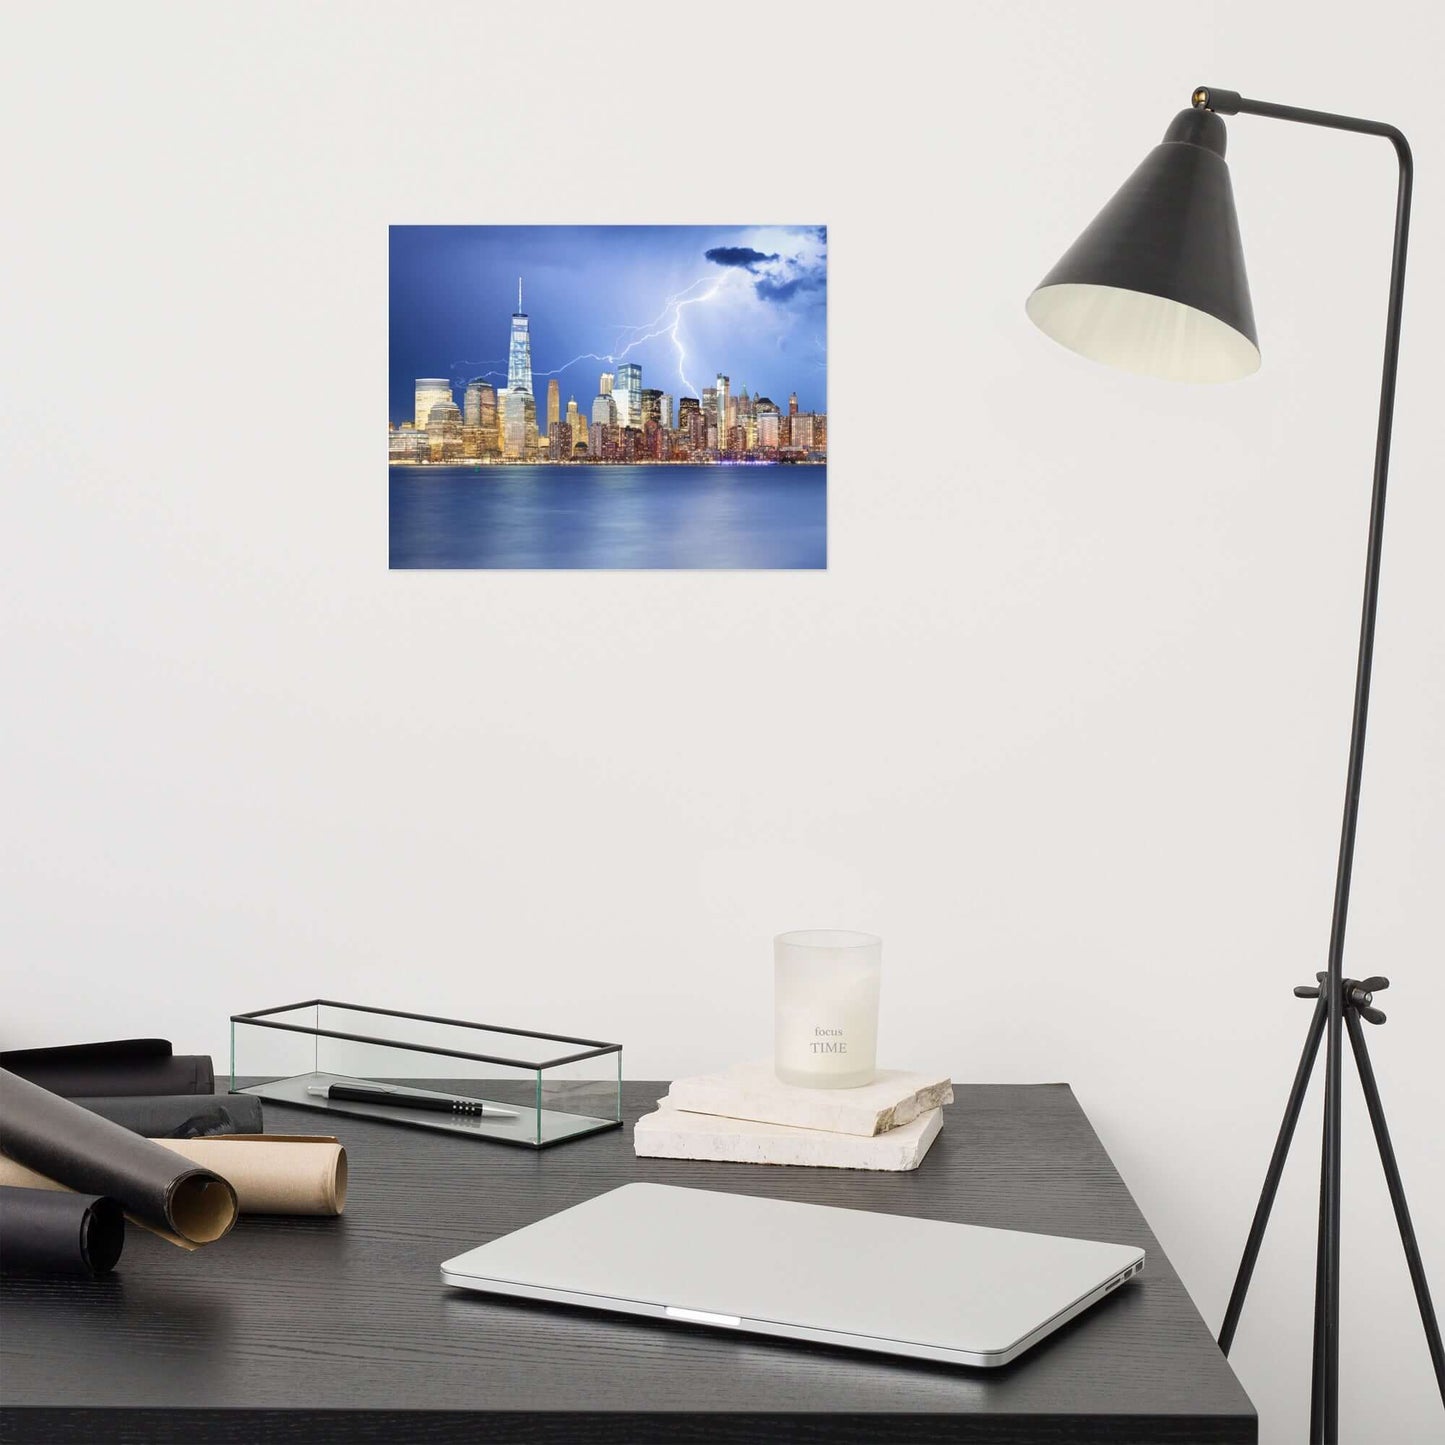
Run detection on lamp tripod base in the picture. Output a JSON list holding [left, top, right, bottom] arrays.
[[1217, 976, 1445, 1442]]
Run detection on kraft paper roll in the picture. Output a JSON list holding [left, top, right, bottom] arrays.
[[0, 1069, 237, 1249], [0, 1040, 214, 1097], [0, 1136, 348, 1217], [0, 1185, 125, 1277], [72, 1093, 265, 1139], [153, 1136, 348, 1216]]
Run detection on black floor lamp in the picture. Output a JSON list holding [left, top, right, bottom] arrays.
[[1025, 86, 1442, 1444]]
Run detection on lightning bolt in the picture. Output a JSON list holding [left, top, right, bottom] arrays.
[[667, 283, 720, 397], [608, 277, 711, 353], [527, 279, 721, 395], [447, 276, 725, 397], [532, 353, 614, 378]]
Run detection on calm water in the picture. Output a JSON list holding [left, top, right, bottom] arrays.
[[389, 463, 826, 569]]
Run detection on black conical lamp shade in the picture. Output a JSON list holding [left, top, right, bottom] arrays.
[[1027, 108, 1259, 382]]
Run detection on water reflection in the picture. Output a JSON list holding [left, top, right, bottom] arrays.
[[390, 463, 826, 570]]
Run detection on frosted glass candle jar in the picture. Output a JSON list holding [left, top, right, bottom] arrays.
[[774, 930, 882, 1089]]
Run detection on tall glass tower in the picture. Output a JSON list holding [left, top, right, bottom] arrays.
[[715, 374, 730, 450], [615, 363, 642, 430], [508, 277, 533, 396]]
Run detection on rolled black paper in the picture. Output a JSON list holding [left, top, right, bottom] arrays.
[[72, 1093, 264, 1139], [0, 1185, 125, 1277], [0, 1069, 237, 1247], [0, 1040, 214, 1097]]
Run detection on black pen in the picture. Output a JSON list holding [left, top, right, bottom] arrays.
[[306, 1081, 518, 1118]]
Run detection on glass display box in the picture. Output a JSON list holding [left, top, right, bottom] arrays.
[[231, 1000, 622, 1148]]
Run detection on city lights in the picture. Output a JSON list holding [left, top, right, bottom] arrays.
[[390, 277, 826, 467]]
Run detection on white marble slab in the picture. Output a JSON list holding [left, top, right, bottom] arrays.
[[664, 1060, 953, 1137], [633, 1099, 944, 1171]]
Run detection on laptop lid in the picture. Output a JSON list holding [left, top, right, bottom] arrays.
[[441, 1182, 1144, 1367]]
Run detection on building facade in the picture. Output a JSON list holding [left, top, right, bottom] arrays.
[[507, 278, 533, 396], [414, 378, 452, 431], [426, 401, 463, 462], [615, 363, 642, 431], [715, 375, 730, 452], [500, 389, 536, 459], [389, 424, 424, 462]]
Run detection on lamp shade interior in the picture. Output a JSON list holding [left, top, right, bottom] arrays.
[[1027, 107, 1259, 384], [1026, 282, 1260, 383]]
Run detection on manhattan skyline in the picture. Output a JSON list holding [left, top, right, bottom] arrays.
[[389, 225, 827, 426]]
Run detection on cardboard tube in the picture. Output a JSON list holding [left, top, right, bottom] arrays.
[[0, 1136, 348, 1217], [153, 1137, 348, 1216], [0, 1069, 237, 1248]]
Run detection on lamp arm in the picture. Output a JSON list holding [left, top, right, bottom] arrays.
[[1194, 85, 1414, 1443]]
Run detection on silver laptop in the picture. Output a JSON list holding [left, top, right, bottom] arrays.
[[440, 1182, 1144, 1367]]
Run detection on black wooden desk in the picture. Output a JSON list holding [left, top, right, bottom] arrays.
[[0, 1082, 1255, 1444]]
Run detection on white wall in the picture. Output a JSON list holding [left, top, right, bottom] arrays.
[[3, 2, 1442, 1438]]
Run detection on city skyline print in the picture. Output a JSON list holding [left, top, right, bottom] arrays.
[[389, 225, 827, 570]]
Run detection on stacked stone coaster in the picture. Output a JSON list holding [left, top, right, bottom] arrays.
[[633, 1062, 953, 1172]]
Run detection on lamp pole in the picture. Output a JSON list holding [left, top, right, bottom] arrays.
[[1028, 84, 1440, 1443], [1190, 88, 1434, 1445]]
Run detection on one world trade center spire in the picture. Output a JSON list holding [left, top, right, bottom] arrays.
[[508, 276, 532, 395]]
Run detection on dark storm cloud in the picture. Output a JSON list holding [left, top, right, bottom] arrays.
[[705, 246, 780, 272], [755, 275, 824, 303]]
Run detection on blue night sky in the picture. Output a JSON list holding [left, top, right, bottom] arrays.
[[388, 225, 827, 425]]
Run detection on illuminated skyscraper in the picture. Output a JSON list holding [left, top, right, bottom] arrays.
[[660, 393, 673, 431], [788, 392, 798, 417], [700, 387, 717, 450], [507, 277, 533, 396], [677, 396, 707, 453], [427, 400, 463, 462], [592, 393, 617, 427], [678, 396, 701, 449], [477, 383, 499, 454], [565, 396, 582, 454], [755, 396, 780, 453], [500, 389, 536, 459], [615, 363, 642, 431], [641, 388, 663, 432], [547, 378, 560, 437], [715, 375, 730, 451], [389, 424, 423, 462], [599, 371, 614, 396], [464, 377, 497, 433], [415, 378, 452, 430]]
